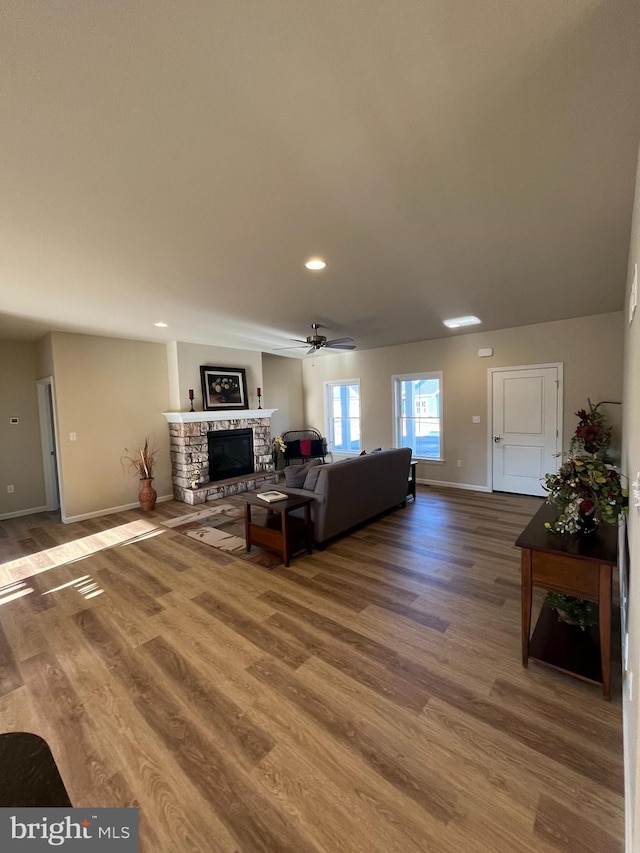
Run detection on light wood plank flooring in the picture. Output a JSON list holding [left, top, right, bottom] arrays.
[[0, 487, 624, 852]]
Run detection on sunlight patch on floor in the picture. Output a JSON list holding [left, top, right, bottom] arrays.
[[0, 581, 33, 607], [0, 518, 163, 586]]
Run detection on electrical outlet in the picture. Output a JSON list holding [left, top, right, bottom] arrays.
[[69, 432, 77, 442], [472, 415, 480, 424], [7, 485, 14, 494], [456, 460, 462, 468]]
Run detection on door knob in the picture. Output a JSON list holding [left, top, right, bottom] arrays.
[[493, 434, 502, 443]]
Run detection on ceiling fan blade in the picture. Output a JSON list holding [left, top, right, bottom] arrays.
[[326, 343, 356, 350], [273, 344, 306, 351], [306, 346, 316, 355], [324, 337, 354, 346]]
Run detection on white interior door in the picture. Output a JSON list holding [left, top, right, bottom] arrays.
[[491, 365, 562, 496]]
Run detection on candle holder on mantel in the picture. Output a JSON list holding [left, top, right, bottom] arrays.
[[257, 390, 262, 409], [188, 389, 195, 412]]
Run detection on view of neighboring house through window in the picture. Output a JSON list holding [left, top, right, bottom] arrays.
[[393, 372, 442, 459], [325, 380, 361, 453]]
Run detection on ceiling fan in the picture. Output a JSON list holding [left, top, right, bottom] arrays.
[[276, 323, 356, 355]]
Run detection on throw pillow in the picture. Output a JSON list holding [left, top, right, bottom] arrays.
[[303, 464, 324, 491], [284, 439, 301, 459], [371, 447, 383, 453], [284, 459, 321, 488], [359, 450, 367, 456]]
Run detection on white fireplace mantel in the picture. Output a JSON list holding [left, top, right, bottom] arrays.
[[162, 409, 277, 424]]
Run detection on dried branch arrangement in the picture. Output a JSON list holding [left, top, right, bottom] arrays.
[[121, 437, 158, 480]]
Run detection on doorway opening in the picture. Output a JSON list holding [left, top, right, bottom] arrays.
[[36, 377, 61, 512]]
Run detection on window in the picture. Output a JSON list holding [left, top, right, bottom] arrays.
[[393, 372, 442, 459], [325, 380, 361, 453]]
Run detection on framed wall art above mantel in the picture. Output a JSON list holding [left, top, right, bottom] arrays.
[[200, 366, 249, 411]]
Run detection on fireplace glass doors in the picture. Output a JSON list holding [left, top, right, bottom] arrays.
[[207, 428, 254, 481]]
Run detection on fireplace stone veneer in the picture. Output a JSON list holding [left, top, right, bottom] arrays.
[[162, 409, 277, 505]]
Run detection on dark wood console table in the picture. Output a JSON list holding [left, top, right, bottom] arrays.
[[516, 502, 618, 700]]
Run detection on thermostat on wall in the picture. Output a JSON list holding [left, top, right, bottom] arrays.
[[9, 417, 19, 424]]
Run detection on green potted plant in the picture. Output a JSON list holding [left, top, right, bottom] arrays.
[[543, 592, 597, 631]]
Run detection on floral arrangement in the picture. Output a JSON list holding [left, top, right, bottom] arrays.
[[273, 435, 287, 456], [272, 435, 287, 469], [569, 402, 612, 456], [121, 438, 158, 480], [210, 377, 239, 398], [543, 402, 627, 534], [543, 456, 627, 533]]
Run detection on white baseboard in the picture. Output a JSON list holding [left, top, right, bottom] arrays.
[[62, 494, 173, 524], [0, 505, 49, 521], [417, 478, 491, 493]]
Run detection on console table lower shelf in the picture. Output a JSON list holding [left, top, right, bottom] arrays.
[[529, 605, 603, 684], [243, 493, 314, 567]]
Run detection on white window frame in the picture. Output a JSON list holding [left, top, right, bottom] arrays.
[[324, 379, 362, 455], [392, 371, 444, 462]]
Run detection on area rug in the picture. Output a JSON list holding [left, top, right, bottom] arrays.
[[161, 499, 282, 568]]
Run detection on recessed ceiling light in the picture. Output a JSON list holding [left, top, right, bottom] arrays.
[[443, 315, 481, 329], [305, 258, 326, 270], [154, 322, 168, 328]]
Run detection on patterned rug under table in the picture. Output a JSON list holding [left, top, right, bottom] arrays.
[[162, 499, 283, 568]]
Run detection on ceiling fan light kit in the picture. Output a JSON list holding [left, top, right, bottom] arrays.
[[275, 323, 356, 354]]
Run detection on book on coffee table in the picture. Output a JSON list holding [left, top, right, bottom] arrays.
[[256, 490, 288, 503]]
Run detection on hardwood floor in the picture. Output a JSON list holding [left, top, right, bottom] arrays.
[[0, 487, 624, 852]]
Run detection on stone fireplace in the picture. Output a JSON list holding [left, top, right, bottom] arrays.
[[162, 409, 277, 505]]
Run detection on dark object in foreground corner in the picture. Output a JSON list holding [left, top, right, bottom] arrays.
[[0, 732, 72, 807]]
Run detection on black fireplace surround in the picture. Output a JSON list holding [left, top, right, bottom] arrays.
[[207, 428, 254, 481]]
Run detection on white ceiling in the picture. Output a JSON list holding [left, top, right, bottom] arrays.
[[2, 1, 640, 356]]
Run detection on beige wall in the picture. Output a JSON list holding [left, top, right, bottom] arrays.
[[0, 340, 46, 516], [622, 151, 640, 852], [168, 341, 263, 412], [261, 354, 304, 438], [302, 312, 623, 487], [35, 333, 54, 379], [50, 333, 171, 520]]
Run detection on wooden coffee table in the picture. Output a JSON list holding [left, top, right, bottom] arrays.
[[243, 493, 314, 567]]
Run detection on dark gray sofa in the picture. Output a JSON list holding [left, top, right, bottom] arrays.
[[273, 447, 412, 545]]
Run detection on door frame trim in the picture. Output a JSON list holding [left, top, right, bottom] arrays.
[[486, 362, 563, 493], [36, 376, 63, 512]]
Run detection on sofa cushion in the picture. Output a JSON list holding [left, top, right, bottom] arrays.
[[303, 464, 324, 491], [284, 459, 321, 488]]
